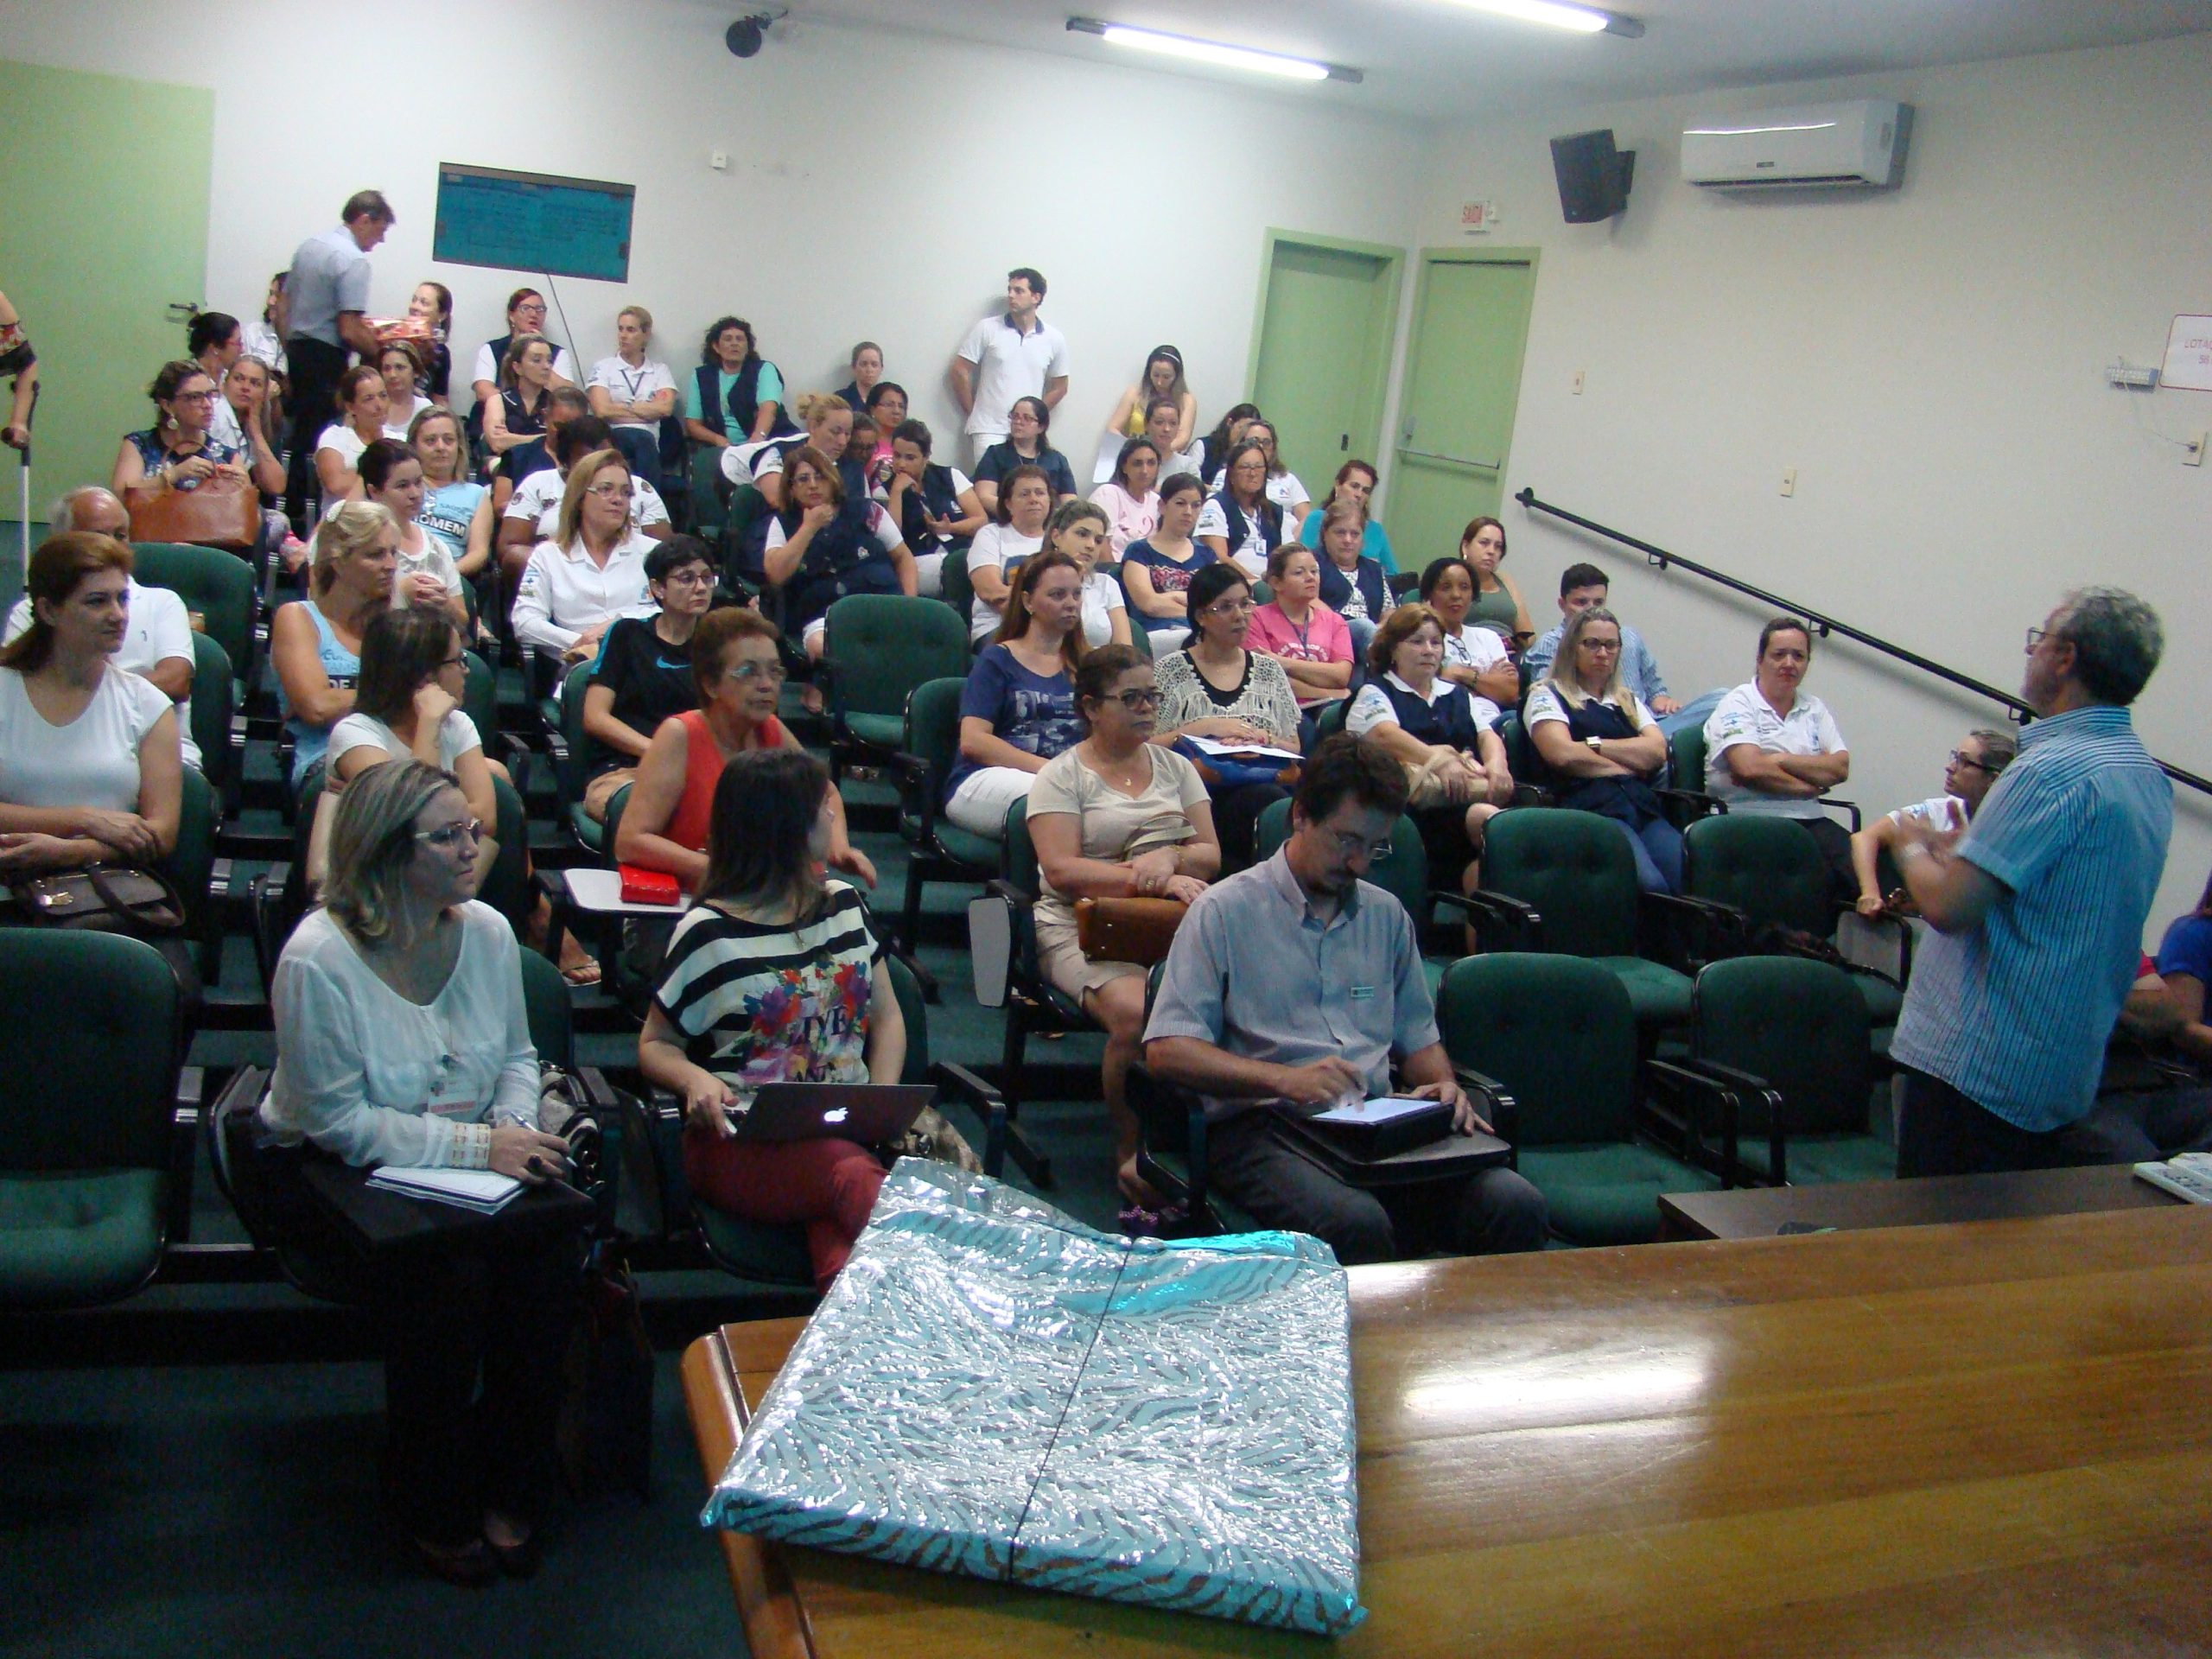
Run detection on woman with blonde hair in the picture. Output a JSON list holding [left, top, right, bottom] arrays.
[[511, 450, 655, 667], [586, 304, 677, 490], [1522, 605, 1681, 893], [272, 500, 397, 785], [264, 759, 578, 1584]]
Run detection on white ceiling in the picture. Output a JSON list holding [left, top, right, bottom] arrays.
[[737, 0, 2212, 123]]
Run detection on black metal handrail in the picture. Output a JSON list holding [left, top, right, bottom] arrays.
[[1514, 486, 2212, 798]]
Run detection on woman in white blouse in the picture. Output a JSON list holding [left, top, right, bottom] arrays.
[[511, 450, 656, 667], [263, 759, 576, 1585], [377, 340, 435, 440], [0, 531, 182, 879], [315, 365, 391, 507]]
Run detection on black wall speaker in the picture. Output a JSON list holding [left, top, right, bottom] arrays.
[[1550, 130, 1636, 223]]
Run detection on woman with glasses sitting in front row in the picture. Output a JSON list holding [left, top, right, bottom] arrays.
[[614, 606, 875, 893]]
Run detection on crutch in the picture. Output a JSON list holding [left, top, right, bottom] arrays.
[[15, 380, 37, 582]]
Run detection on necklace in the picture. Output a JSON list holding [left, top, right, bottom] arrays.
[[1087, 742, 1149, 791]]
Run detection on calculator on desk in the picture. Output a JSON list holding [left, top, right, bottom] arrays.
[[2133, 1153, 2212, 1204]]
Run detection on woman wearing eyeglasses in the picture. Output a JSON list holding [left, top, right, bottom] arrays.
[[1027, 644, 1218, 1213], [264, 760, 578, 1586], [311, 607, 496, 887], [1523, 607, 1681, 894], [111, 360, 249, 497], [511, 451, 657, 670], [1851, 728, 2016, 916], [1151, 561, 1304, 871], [616, 607, 874, 891], [577, 537, 716, 825]]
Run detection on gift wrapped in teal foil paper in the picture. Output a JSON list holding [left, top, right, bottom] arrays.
[[702, 1159, 1365, 1635]]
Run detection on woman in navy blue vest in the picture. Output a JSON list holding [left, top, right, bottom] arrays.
[[1195, 441, 1283, 580], [683, 316, 798, 454], [1312, 499, 1395, 657], [885, 419, 985, 601], [1522, 607, 1682, 893], [1344, 603, 1515, 894], [972, 396, 1078, 513], [761, 444, 916, 697]]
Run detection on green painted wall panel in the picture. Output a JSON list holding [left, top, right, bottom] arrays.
[[0, 59, 213, 522]]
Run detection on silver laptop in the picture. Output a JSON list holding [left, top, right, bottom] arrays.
[[737, 1083, 935, 1144]]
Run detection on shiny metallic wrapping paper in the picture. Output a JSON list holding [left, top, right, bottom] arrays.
[[702, 1159, 1365, 1635]]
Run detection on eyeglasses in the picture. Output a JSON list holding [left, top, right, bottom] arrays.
[[1948, 749, 1999, 772], [1108, 688, 1163, 709], [1327, 832, 1393, 860], [1203, 598, 1255, 618], [437, 653, 467, 671], [662, 568, 715, 588], [175, 390, 219, 404], [725, 660, 789, 683], [1580, 639, 1622, 653], [2024, 626, 2048, 652], [415, 818, 484, 849], [587, 483, 632, 501]]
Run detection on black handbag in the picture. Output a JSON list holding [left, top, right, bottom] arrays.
[[10, 863, 187, 938]]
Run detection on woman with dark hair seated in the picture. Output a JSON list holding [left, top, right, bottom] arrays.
[[972, 394, 1077, 513], [1026, 644, 1218, 1211], [1194, 440, 1283, 580], [944, 550, 1088, 838], [1118, 473, 1214, 652], [861, 381, 907, 475], [761, 442, 917, 695], [1344, 603, 1513, 894], [1523, 607, 1682, 894], [579, 537, 715, 823], [263, 760, 577, 1586], [683, 315, 794, 452], [481, 334, 559, 459], [1151, 561, 1303, 871], [313, 364, 391, 507], [0, 531, 182, 880], [964, 463, 1052, 643], [1197, 401, 1261, 488], [1419, 555, 1522, 709], [883, 418, 985, 601], [1089, 436, 1161, 556], [359, 439, 467, 626], [1247, 542, 1355, 733], [111, 359, 249, 499], [638, 747, 904, 1292], [617, 607, 874, 890], [377, 340, 435, 440], [1299, 460, 1396, 575]]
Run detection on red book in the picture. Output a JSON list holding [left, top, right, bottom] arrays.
[[619, 865, 681, 906]]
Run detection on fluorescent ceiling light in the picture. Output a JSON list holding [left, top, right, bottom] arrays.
[[1684, 121, 1839, 137], [1433, 0, 1644, 39], [1065, 17, 1360, 83]]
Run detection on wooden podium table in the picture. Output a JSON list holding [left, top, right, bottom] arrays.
[[683, 1206, 2212, 1657]]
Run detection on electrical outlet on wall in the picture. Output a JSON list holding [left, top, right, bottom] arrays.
[[2186, 432, 2208, 467], [1572, 371, 1586, 395], [1780, 467, 1797, 497], [710, 149, 729, 170]]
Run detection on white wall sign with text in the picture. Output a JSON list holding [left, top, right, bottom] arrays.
[[2162, 315, 2212, 392]]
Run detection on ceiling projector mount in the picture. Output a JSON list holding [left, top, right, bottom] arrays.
[[726, 8, 790, 58]]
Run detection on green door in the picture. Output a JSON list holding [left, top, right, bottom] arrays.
[[1249, 234, 1403, 511], [0, 60, 213, 527], [1389, 251, 1538, 579]]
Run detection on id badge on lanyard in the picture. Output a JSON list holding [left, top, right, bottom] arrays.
[[426, 1053, 480, 1120]]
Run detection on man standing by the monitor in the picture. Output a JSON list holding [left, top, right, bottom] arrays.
[[281, 189, 393, 528]]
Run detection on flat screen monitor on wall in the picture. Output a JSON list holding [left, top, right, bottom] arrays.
[[432, 164, 635, 283]]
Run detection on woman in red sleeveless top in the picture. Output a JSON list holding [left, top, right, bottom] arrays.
[[613, 607, 875, 891]]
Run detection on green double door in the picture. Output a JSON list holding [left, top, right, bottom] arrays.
[[0, 59, 214, 536], [1248, 234, 1403, 514], [1388, 251, 1539, 578]]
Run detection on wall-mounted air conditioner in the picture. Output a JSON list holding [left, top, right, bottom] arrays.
[[1681, 100, 1913, 191]]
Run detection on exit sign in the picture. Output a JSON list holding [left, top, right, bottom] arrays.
[[1460, 200, 1500, 233]]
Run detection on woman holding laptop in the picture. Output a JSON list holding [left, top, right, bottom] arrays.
[[638, 747, 905, 1293]]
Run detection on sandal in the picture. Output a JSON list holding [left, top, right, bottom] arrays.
[[560, 954, 602, 987]]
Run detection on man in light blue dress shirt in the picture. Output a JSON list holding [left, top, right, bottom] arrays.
[[1889, 588, 2172, 1176]]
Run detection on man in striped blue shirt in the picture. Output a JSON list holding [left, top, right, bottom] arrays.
[[1890, 588, 2172, 1177]]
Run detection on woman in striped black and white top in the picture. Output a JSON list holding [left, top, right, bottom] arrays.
[[637, 746, 904, 1291]]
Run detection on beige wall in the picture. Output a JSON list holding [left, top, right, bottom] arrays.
[[1401, 33, 2212, 937]]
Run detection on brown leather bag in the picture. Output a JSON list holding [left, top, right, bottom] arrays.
[[124, 474, 259, 551], [1075, 896, 1189, 967]]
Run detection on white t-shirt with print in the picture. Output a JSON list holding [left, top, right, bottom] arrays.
[[503, 467, 671, 539], [964, 524, 1046, 641], [1702, 682, 1847, 819], [586, 356, 677, 428]]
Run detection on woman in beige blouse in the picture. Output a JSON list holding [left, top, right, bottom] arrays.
[[1027, 644, 1220, 1214]]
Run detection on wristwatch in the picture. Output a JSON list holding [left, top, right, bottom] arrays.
[[1586, 735, 1603, 752]]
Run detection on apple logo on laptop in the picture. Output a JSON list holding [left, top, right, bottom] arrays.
[[824, 1108, 849, 1125]]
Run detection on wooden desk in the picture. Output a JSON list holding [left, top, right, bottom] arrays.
[[1659, 1162, 2183, 1242], [683, 1207, 2212, 1657]]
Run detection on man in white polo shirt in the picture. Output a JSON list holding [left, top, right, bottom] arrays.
[[950, 267, 1069, 467]]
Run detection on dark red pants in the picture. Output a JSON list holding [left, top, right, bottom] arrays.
[[683, 1132, 887, 1291]]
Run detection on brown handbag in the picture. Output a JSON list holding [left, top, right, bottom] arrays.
[[1075, 896, 1189, 966], [124, 474, 258, 551]]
